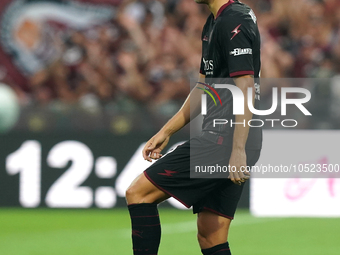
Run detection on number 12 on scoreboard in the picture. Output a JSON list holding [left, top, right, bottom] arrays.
[[6, 140, 117, 208]]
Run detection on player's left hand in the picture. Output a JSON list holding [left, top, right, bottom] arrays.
[[142, 131, 170, 162], [228, 148, 250, 185]]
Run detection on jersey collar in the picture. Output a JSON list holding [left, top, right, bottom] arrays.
[[215, 0, 235, 19]]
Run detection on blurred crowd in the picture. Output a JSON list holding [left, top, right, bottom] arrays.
[[252, 0, 340, 79], [1, 0, 340, 132]]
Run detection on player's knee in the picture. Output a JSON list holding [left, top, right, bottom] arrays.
[[197, 231, 206, 242], [125, 174, 169, 205], [125, 184, 144, 204], [197, 231, 213, 247], [125, 174, 148, 204], [197, 222, 215, 243], [197, 228, 229, 249], [197, 214, 230, 248], [125, 182, 155, 204], [125, 186, 135, 203]]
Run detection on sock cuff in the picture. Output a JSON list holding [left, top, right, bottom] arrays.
[[201, 242, 230, 255], [128, 203, 159, 221], [128, 203, 158, 210]]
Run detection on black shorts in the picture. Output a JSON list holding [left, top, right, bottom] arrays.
[[144, 132, 261, 219]]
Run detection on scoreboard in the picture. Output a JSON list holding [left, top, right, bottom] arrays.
[[0, 133, 188, 209]]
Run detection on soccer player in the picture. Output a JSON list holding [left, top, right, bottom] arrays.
[[125, 0, 262, 254]]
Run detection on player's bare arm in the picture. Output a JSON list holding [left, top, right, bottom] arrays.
[[143, 74, 205, 162], [228, 75, 255, 185]]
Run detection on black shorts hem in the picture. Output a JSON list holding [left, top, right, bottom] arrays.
[[201, 207, 234, 220], [144, 171, 191, 208]]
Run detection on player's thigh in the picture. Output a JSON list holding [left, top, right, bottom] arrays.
[[144, 138, 228, 208], [197, 210, 231, 247], [126, 173, 170, 204]]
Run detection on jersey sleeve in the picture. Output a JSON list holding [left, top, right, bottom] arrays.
[[200, 16, 212, 76], [200, 24, 207, 75], [219, 16, 255, 77], [200, 56, 205, 75]]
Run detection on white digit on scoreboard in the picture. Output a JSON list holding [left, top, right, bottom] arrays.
[[45, 141, 94, 208], [6, 141, 41, 208]]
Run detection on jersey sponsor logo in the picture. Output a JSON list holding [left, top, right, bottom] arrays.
[[202, 58, 214, 75], [230, 48, 252, 56], [249, 10, 257, 24], [158, 170, 178, 177], [230, 24, 242, 40]]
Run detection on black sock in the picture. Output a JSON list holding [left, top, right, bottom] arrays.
[[128, 203, 161, 255], [201, 242, 231, 255]]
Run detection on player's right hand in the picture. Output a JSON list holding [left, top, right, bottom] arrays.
[[228, 148, 250, 185], [142, 132, 170, 162]]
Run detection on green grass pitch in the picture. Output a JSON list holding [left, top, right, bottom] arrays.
[[0, 208, 339, 255]]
